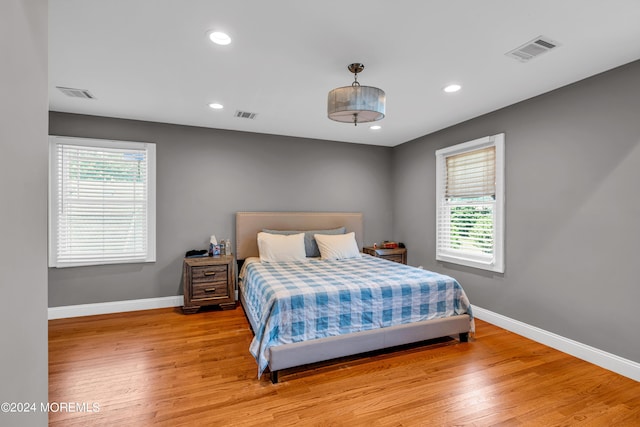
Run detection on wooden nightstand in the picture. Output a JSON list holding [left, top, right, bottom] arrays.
[[182, 255, 236, 313], [363, 246, 407, 265]]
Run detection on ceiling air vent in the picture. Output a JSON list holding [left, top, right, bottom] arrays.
[[505, 36, 560, 63], [56, 86, 96, 99], [234, 110, 258, 120]]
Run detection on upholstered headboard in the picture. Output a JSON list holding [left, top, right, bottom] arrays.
[[235, 212, 363, 260]]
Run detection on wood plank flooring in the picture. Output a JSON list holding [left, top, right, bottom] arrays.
[[49, 306, 640, 426]]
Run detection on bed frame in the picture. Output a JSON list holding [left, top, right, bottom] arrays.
[[235, 212, 470, 383]]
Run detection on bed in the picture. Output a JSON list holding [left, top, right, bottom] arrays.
[[236, 212, 473, 383]]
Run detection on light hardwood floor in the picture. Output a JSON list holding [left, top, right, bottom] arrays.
[[49, 306, 640, 426]]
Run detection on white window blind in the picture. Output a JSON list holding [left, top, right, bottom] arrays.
[[445, 147, 496, 198], [435, 134, 504, 272], [49, 136, 156, 268]]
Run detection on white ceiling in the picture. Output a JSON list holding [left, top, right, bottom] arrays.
[[49, 1, 640, 147]]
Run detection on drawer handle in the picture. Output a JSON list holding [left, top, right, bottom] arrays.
[[204, 287, 217, 293], [203, 272, 217, 277]]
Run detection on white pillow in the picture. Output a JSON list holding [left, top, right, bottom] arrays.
[[257, 232, 307, 263], [314, 232, 362, 260]]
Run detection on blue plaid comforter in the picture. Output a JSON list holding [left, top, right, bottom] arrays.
[[240, 255, 473, 378]]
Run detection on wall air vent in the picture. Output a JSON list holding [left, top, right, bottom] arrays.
[[505, 36, 560, 63], [56, 86, 96, 99], [234, 110, 258, 120]]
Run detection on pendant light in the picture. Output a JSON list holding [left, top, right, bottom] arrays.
[[327, 63, 386, 126]]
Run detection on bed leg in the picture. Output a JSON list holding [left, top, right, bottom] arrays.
[[271, 370, 279, 384], [459, 332, 469, 342]]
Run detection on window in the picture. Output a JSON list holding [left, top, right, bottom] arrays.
[[435, 133, 504, 272], [49, 136, 156, 268]]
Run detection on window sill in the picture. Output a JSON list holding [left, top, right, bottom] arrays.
[[436, 253, 504, 273]]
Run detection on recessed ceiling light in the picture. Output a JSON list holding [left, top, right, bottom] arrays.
[[444, 84, 462, 93], [208, 31, 231, 46], [208, 103, 224, 110], [370, 125, 382, 130]]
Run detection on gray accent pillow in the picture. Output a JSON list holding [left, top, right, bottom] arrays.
[[262, 227, 346, 257]]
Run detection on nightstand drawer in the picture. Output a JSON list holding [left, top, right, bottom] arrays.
[[192, 281, 229, 300], [362, 246, 407, 265], [191, 265, 228, 284], [384, 254, 404, 264]]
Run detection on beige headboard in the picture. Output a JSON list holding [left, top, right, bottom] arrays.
[[235, 212, 363, 260]]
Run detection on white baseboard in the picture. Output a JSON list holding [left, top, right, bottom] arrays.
[[473, 306, 640, 382], [48, 296, 183, 320]]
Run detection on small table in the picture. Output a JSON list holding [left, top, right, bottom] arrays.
[[182, 255, 236, 313], [362, 246, 407, 265]]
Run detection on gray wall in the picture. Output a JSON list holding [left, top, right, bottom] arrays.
[[48, 114, 393, 306], [392, 60, 640, 363], [0, 0, 49, 425]]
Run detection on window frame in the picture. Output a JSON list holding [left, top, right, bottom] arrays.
[[48, 136, 156, 268], [435, 133, 505, 273]]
